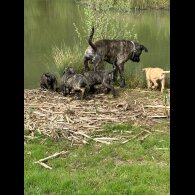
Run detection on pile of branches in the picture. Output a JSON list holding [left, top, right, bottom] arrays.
[[24, 88, 170, 144]]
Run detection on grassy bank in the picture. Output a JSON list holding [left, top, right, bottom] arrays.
[[25, 122, 169, 194], [24, 88, 170, 194]]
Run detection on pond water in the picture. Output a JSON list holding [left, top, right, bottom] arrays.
[[24, 0, 170, 89]]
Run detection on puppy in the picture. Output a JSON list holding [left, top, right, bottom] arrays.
[[83, 68, 116, 98], [84, 26, 148, 87], [40, 73, 57, 91], [142, 67, 170, 93], [61, 67, 90, 99]]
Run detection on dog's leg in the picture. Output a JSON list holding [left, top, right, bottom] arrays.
[[52, 81, 57, 92], [92, 54, 101, 71], [118, 63, 125, 88], [151, 79, 158, 90], [113, 64, 118, 82], [89, 85, 97, 94], [84, 57, 90, 71], [147, 79, 151, 89], [102, 81, 116, 98], [80, 88, 88, 99], [63, 85, 67, 96], [161, 79, 165, 93]]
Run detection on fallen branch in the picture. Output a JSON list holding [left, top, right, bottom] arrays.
[[35, 151, 68, 163], [35, 161, 52, 170]]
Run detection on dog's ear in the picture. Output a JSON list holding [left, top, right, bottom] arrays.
[[69, 67, 75, 74], [63, 68, 68, 75], [140, 45, 148, 52]]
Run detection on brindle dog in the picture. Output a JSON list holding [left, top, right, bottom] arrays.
[[61, 67, 90, 99], [83, 68, 116, 98], [84, 27, 148, 87]]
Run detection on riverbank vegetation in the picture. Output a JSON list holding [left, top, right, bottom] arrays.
[[51, 0, 170, 89], [76, 0, 170, 10]]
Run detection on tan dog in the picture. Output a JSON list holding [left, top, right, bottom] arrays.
[[142, 67, 170, 93]]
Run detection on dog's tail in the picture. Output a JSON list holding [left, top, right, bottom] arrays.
[[88, 26, 97, 51], [162, 71, 170, 74]]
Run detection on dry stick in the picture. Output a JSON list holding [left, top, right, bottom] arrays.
[[144, 105, 170, 109], [143, 129, 152, 134], [141, 104, 146, 114], [152, 129, 166, 133], [139, 134, 150, 141], [65, 114, 70, 124], [129, 113, 142, 118], [93, 139, 111, 144], [147, 115, 168, 118], [74, 131, 111, 144], [74, 131, 91, 139], [156, 148, 169, 150], [35, 161, 52, 170], [93, 137, 119, 141], [36, 151, 68, 163], [122, 131, 145, 144], [24, 135, 38, 139]]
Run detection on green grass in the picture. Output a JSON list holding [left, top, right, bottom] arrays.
[[25, 122, 170, 195]]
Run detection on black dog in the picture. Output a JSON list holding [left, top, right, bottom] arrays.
[[40, 73, 57, 91], [83, 68, 116, 98], [83, 27, 148, 87]]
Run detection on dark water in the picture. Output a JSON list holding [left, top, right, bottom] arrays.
[[24, 0, 170, 89]]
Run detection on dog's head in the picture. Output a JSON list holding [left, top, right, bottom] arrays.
[[130, 43, 148, 62], [63, 67, 76, 75], [43, 73, 55, 85]]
